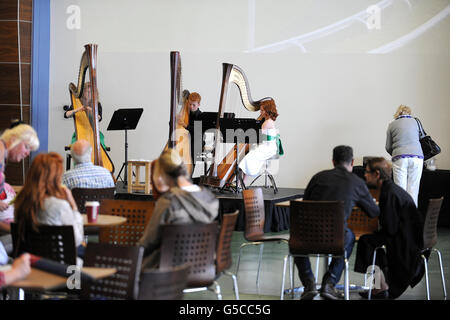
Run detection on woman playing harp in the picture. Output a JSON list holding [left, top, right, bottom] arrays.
[[151, 51, 193, 199], [64, 82, 108, 151], [201, 63, 278, 190], [68, 44, 114, 175], [238, 99, 284, 185]]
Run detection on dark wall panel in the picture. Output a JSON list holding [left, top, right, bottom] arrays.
[[0, 64, 20, 104], [0, 105, 31, 128], [19, 22, 32, 63], [21, 64, 31, 105], [19, 0, 33, 22], [0, 1, 17, 20], [0, 21, 19, 62]]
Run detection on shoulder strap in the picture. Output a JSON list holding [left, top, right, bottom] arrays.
[[414, 117, 427, 136]]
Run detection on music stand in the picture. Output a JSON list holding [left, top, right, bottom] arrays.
[[218, 118, 262, 193], [107, 108, 143, 184]]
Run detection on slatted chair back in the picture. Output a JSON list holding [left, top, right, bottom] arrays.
[[82, 243, 143, 300], [138, 263, 191, 300], [98, 199, 155, 246], [289, 200, 345, 256], [348, 207, 379, 241], [11, 223, 77, 265], [216, 211, 239, 274], [160, 222, 218, 288], [423, 197, 444, 250], [242, 188, 265, 240], [71, 187, 116, 213]]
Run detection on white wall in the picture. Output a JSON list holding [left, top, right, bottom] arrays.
[[48, 0, 450, 188]]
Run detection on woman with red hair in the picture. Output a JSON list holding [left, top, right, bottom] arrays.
[[14, 152, 84, 259], [238, 99, 284, 182]]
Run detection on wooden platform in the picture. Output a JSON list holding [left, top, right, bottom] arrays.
[[114, 182, 304, 232], [216, 187, 304, 232]]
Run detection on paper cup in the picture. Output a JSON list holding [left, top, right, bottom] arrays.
[[85, 201, 100, 223]]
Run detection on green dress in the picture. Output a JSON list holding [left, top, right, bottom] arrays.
[[71, 131, 107, 150]]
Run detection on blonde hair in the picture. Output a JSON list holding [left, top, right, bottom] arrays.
[[0, 124, 39, 151], [159, 149, 188, 181], [394, 105, 412, 119], [80, 82, 99, 106]]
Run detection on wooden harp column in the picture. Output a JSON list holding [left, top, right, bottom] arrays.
[[200, 63, 272, 189], [68, 44, 114, 174]]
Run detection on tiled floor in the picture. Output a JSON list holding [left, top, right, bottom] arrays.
[[184, 228, 450, 300]]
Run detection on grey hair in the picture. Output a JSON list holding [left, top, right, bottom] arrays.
[[71, 144, 92, 164]]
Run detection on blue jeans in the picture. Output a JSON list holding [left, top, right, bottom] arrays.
[[77, 244, 85, 258], [294, 228, 355, 286]]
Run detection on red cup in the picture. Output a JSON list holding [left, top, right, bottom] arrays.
[[85, 201, 100, 223]]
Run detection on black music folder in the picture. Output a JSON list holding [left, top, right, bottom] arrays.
[[107, 108, 143, 131]]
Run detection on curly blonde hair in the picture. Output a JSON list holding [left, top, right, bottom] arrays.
[[394, 104, 412, 119], [0, 124, 39, 151]]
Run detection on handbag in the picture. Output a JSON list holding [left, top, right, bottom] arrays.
[[415, 118, 441, 161]]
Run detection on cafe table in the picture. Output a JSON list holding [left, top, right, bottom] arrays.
[[82, 214, 127, 227], [2, 265, 116, 299]]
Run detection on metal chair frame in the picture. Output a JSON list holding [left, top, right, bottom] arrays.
[[249, 154, 279, 194], [280, 200, 350, 300], [236, 188, 289, 295], [368, 197, 447, 300]]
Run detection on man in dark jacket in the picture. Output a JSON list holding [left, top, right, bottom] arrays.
[[355, 157, 425, 299], [295, 145, 380, 300]]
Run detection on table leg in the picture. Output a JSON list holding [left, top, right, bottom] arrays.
[[127, 163, 133, 193]]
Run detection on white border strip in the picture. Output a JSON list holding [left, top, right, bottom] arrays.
[[246, 0, 393, 53], [368, 5, 450, 53]]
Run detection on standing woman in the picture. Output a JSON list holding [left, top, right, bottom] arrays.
[[14, 153, 84, 260], [385, 105, 424, 206], [238, 99, 284, 181]]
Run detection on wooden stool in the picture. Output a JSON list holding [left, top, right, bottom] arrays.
[[127, 160, 151, 194]]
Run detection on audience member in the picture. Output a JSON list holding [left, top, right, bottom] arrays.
[[62, 139, 115, 189], [385, 105, 424, 206], [0, 253, 30, 288], [0, 183, 16, 233], [355, 157, 425, 299], [0, 124, 39, 226], [138, 148, 219, 268], [14, 153, 84, 259], [294, 145, 379, 300]]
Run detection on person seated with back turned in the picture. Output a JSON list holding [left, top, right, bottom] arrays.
[[62, 139, 115, 190], [295, 145, 380, 300], [138, 148, 219, 269], [14, 153, 85, 263], [355, 157, 425, 299]]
